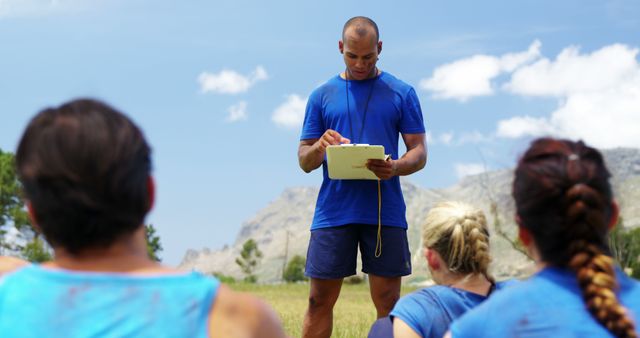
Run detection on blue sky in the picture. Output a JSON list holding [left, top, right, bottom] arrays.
[[1, 0, 639, 265]]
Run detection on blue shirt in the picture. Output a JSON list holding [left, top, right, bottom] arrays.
[[300, 72, 425, 230], [0, 264, 220, 338], [451, 267, 640, 337], [390, 280, 514, 338]]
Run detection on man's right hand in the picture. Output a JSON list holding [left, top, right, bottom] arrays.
[[315, 129, 350, 154], [298, 130, 350, 173]]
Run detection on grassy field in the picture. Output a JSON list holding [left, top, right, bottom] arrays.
[[231, 282, 417, 338]]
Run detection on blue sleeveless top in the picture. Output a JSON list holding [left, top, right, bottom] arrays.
[[390, 280, 515, 338], [0, 264, 220, 338]]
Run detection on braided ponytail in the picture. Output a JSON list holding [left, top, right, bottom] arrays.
[[423, 201, 494, 281], [513, 138, 637, 338], [565, 184, 636, 338]]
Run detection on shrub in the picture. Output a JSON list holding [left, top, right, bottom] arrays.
[[283, 255, 307, 282]]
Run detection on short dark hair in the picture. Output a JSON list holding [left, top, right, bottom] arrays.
[[16, 98, 152, 254], [342, 16, 379, 42]]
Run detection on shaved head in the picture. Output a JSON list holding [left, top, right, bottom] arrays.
[[342, 16, 379, 42]]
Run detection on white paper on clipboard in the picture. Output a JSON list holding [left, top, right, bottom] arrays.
[[326, 144, 386, 180]]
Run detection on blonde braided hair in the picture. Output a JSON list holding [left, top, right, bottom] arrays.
[[423, 201, 494, 282]]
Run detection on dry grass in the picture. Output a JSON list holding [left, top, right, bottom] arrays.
[[231, 282, 417, 338]]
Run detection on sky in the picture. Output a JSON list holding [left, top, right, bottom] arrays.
[[1, 0, 639, 265]]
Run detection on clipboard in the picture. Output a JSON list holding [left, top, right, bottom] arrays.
[[326, 144, 387, 180]]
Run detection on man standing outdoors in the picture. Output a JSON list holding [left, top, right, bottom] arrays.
[[298, 16, 427, 338]]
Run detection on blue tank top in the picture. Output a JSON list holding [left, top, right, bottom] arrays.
[[0, 264, 220, 338], [390, 280, 515, 338], [450, 267, 640, 337]]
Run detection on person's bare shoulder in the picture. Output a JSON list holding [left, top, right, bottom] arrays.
[[208, 284, 286, 338], [0, 256, 29, 275]]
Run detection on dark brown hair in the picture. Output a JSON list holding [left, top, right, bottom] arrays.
[[16, 99, 152, 255], [513, 137, 636, 338]]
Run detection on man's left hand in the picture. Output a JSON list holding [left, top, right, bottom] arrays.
[[366, 159, 396, 180]]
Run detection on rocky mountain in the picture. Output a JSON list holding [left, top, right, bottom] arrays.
[[180, 148, 640, 283]]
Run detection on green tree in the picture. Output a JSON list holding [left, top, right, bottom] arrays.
[[212, 272, 237, 284], [0, 149, 33, 253], [22, 237, 52, 263], [283, 255, 307, 282], [235, 239, 262, 283], [145, 224, 163, 262], [609, 218, 640, 279]]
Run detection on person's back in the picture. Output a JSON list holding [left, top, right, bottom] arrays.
[[2, 98, 285, 338], [0, 265, 218, 337], [450, 138, 640, 338], [389, 281, 513, 338], [386, 201, 514, 338], [450, 266, 640, 337]]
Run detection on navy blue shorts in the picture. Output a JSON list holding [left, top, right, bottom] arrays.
[[305, 224, 412, 279]]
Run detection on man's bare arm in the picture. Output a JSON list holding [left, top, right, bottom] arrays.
[[395, 133, 427, 176], [298, 129, 350, 173], [366, 133, 427, 180], [0, 256, 29, 276]]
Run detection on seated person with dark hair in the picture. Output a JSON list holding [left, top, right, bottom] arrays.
[[449, 138, 640, 338], [0, 99, 286, 338]]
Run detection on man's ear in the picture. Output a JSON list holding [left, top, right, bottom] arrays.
[[377, 41, 382, 54], [147, 175, 155, 212], [26, 201, 42, 233], [608, 200, 619, 230], [338, 40, 344, 54], [518, 225, 533, 247]]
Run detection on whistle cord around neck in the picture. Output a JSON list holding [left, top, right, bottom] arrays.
[[345, 68, 378, 144], [375, 179, 382, 258], [344, 69, 383, 258]]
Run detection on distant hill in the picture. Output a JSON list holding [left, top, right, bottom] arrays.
[[180, 148, 640, 283]]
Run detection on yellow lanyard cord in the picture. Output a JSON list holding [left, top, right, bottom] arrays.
[[375, 179, 382, 258]]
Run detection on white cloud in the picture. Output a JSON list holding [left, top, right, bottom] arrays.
[[0, 0, 91, 18], [226, 101, 248, 122], [427, 131, 492, 146], [198, 66, 268, 95], [504, 44, 639, 97], [420, 40, 540, 101], [455, 163, 487, 180], [272, 94, 307, 129], [0, 0, 49, 16], [439, 132, 453, 145], [457, 131, 493, 145], [425, 132, 433, 145], [496, 115, 556, 138], [498, 43, 640, 148]]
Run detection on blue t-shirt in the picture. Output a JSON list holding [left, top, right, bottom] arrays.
[[450, 267, 640, 337], [0, 264, 220, 338], [300, 72, 425, 230], [390, 280, 515, 338]]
